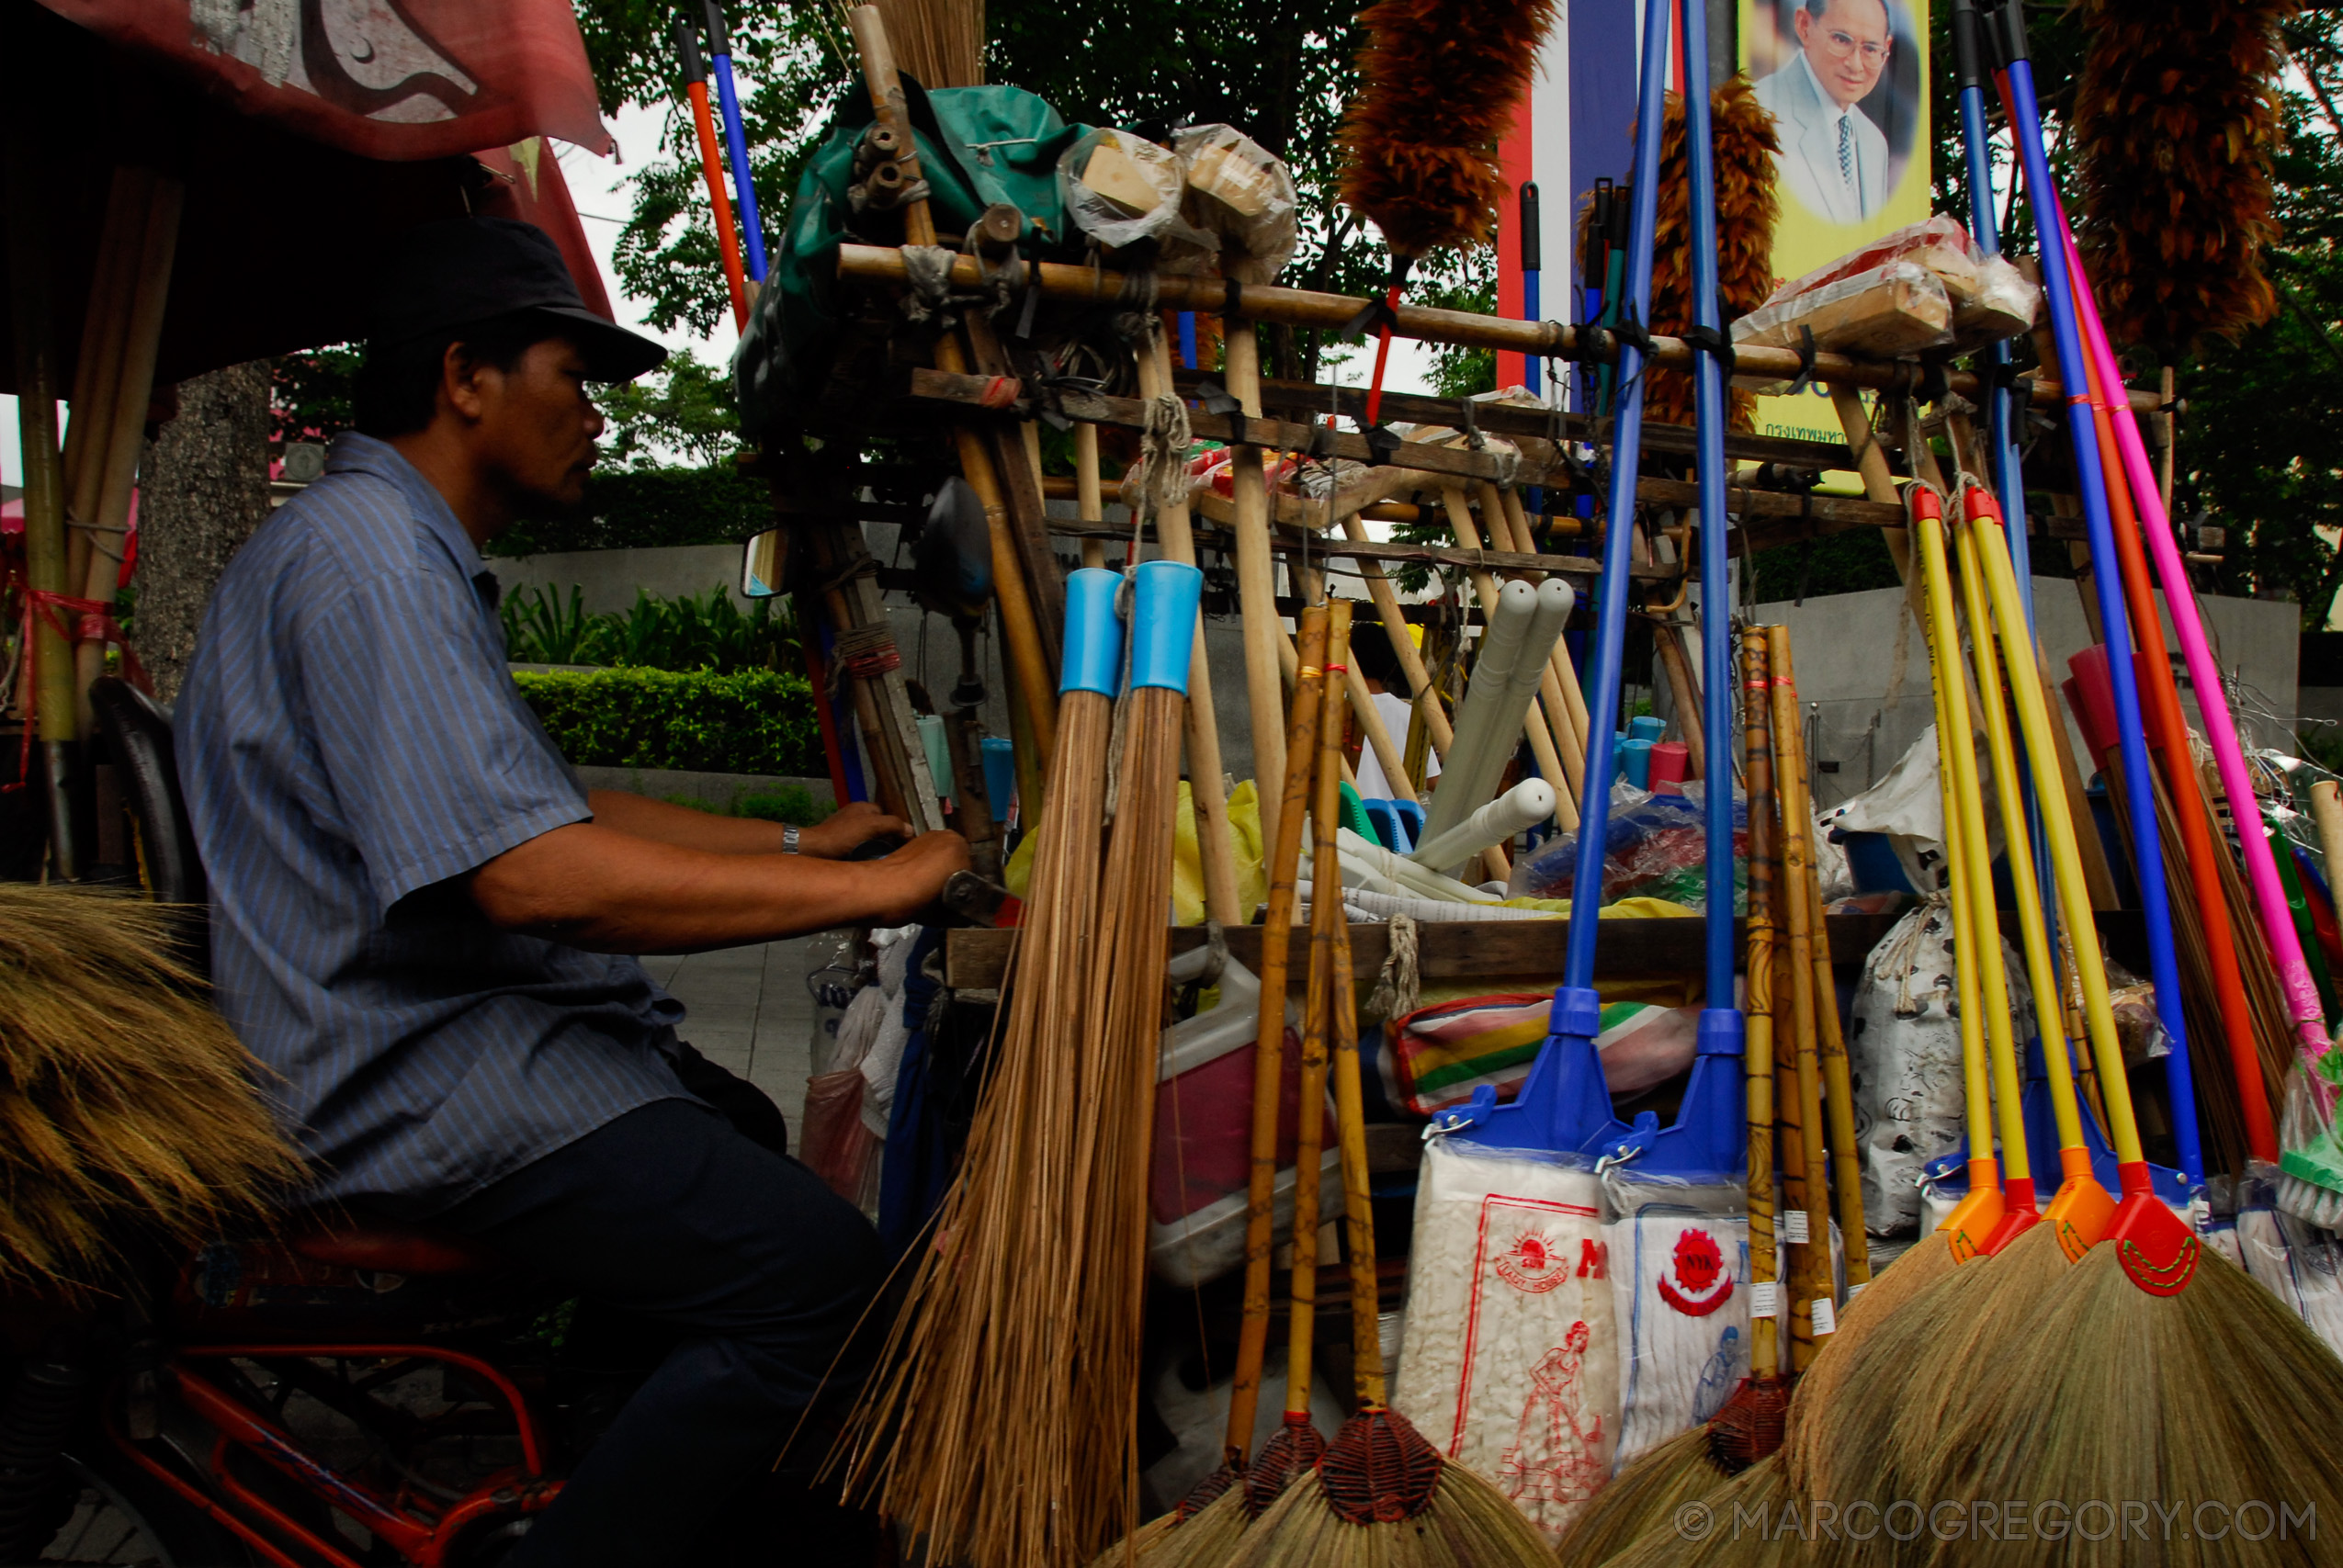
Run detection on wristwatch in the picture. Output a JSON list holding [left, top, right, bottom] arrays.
[[781, 825, 801, 853]]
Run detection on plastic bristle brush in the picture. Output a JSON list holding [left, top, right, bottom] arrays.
[[1336, 0, 1559, 424]]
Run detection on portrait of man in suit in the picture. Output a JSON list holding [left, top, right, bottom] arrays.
[[1753, 0, 1898, 224]]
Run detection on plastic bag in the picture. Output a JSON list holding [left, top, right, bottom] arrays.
[[2238, 1163, 2343, 1356], [1506, 780, 1747, 915], [1392, 1136, 1618, 1541], [1058, 127, 1214, 265], [1602, 1168, 1749, 1470], [1847, 896, 2033, 1236], [1383, 996, 1703, 1120], [1172, 123, 1297, 284]]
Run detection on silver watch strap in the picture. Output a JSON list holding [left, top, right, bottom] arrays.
[[781, 824, 801, 853]]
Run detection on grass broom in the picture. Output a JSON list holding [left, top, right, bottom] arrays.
[[1232, 602, 1553, 1568], [1556, 627, 1789, 1566], [833, 568, 1122, 1568], [0, 885, 303, 1295], [1134, 607, 1334, 1568], [1071, 561, 1208, 1554]]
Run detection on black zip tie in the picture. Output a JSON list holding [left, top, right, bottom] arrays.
[[1364, 424, 1403, 465], [1194, 379, 1241, 416], [1681, 322, 1737, 376], [1783, 324, 1819, 397]]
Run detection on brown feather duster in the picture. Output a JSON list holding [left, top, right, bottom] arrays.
[[0, 886, 301, 1295], [2071, 0, 2294, 355], [1338, 0, 1561, 258], [1646, 77, 1782, 430]]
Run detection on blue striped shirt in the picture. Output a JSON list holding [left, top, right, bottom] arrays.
[[178, 433, 690, 1216]]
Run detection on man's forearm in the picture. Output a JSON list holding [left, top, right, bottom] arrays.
[[470, 822, 931, 952], [585, 790, 787, 854]]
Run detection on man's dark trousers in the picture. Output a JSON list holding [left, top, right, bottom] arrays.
[[441, 1080, 883, 1566]]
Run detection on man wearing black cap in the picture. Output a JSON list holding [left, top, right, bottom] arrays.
[[177, 217, 968, 1564]]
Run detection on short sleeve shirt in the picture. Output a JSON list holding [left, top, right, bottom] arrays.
[[177, 433, 690, 1217]]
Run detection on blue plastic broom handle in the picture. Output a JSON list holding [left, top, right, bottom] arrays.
[[1061, 568, 1126, 697], [2001, 48, 2203, 1189], [708, 50, 768, 281], [1128, 560, 1203, 693]]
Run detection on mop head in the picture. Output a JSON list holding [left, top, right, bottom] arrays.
[[1337, 0, 1561, 257], [0, 886, 301, 1293], [2070, 0, 2290, 354], [1646, 75, 1782, 430]]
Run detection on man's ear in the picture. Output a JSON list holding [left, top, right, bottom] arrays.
[[1792, 6, 1814, 45], [439, 341, 492, 423]]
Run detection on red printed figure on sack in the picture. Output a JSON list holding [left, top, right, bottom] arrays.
[[1499, 1319, 1608, 1505]]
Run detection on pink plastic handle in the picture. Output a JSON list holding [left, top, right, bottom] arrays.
[[2062, 214, 2332, 1060]]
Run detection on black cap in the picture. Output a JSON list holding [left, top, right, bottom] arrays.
[[368, 217, 668, 383]]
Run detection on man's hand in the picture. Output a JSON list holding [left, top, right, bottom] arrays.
[[868, 829, 974, 923], [797, 801, 914, 860]]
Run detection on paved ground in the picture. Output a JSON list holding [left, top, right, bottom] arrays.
[[640, 938, 821, 1130]]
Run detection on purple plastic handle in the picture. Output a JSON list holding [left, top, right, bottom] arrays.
[[2061, 214, 2332, 1065]]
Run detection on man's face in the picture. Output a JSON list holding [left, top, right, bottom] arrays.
[[1794, 0, 1892, 110], [466, 336, 605, 513]]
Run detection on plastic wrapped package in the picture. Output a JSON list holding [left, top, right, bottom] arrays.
[[1602, 1168, 1749, 1470], [801, 979, 890, 1211], [1392, 1136, 1619, 1540], [1954, 254, 2040, 348], [2238, 1163, 2343, 1356], [1506, 781, 1747, 915], [1171, 123, 1297, 284], [1731, 260, 1952, 368], [1058, 127, 1214, 265], [1763, 214, 1976, 298]]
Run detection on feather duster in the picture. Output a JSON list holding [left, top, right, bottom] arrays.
[[1647, 77, 1782, 431], [2070, 0, 2293, 355], [0, 886, 301, 1294], [1338, 0, 1561, 258]]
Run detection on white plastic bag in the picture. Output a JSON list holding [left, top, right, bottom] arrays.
[[1058, 128, 1214, 265], [1172, 123, 1297, 284], [1392, 1136, 1618, 1541], [1847, 897, 2032, 1235]]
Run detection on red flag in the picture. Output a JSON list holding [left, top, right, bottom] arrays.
[[31, 0, 613, 160]]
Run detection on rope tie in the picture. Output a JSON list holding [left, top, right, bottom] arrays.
[[1366, 910, 1421, 1025], [835, 622, 903, 680], [900, 244, 966, 328], [7, 589, 149, 793]]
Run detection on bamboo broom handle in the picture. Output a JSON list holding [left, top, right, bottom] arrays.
[[1438, 486, 1571, 826], [1740, 628, 1782, 1379], [1805, 840, 1870, 1288], [1499, 485, 1594, 747], [1074, 421, 1107, 570], [1134, 341, 1242, 926], [1769, 625, 1832, 1368], [1480, 489, 1587, 818], [1317, 602, 1391, 1404], [1219, 323, 1290, 855], [2313, 784, 2343, 911], [5, 143, 74, 761], [1286, 644, 1345, 1425], [848, 4, 1058, 763], [1337, 510, 1454, 760], [1238, 606, 1330, 1443]]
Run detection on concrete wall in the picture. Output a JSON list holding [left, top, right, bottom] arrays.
[[1757, 579, 2301, 810], [491, 543, 748, 615]]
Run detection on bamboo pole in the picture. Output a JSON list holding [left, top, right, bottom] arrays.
[[1218, 321, 1290, 857], [1339, 511, 1455, 761], [62, 165, 147, 575], [1073, 422, 1107, 570], [835, 244, 2156, 412], [76, 173, 183, 729], [4, 135, 80, 876]]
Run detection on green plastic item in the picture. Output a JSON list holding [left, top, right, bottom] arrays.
[[735, 82, 1091, 443], [2269, 807, 2338, 1022], [1339, 781, 1381, 848]]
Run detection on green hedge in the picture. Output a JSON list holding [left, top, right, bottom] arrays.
[[515, 668, 824, 776]]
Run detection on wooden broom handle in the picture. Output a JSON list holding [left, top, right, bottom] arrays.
[[1739, 627, 1782, 1380], [1338, 510, 1454, 760], [1286, 650, 1344, 1420], [1318, 603, 1388, 1404], [1236, 605, 1330, 1443], [847, 4, 1058, 766], [1769, 625, 1831, 1370], [1219, 322, 1290, 856]]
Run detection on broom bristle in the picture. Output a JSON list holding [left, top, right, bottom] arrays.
[[1780, 1239, 1964, 1506], [1142, 1486, 1253, 1568], [1556, 1426, 1726, 1567], [1596, 1452, 1798, 1568], [0, 886, 303, 1295], [1336, 0, 1560, 256]]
